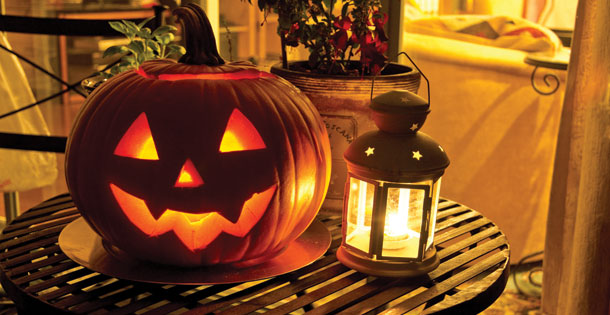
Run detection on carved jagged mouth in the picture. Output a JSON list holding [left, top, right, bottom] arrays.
[[109, 183, 277, 251]]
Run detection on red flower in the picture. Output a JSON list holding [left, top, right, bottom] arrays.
[[372, 12, 389, 42], [330, 16, 352, 52], [284, 22, 300, 47], [334, 16, 352, 30], [359, 32, 388, 75]]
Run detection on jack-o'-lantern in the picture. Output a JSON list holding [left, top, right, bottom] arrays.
[[65, 4, 331, 267]]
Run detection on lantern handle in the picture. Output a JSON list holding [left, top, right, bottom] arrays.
[[370, 51, 430, 107]]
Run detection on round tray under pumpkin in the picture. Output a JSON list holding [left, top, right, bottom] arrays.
[[58, 217, 331, 285]]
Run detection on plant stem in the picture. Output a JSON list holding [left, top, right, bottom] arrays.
[[281, 34, 288, 69]]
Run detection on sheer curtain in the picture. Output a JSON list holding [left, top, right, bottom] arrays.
[[0, 34, 57, 198]]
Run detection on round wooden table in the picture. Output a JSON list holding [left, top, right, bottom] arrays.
[[0, 194, 509, 314]]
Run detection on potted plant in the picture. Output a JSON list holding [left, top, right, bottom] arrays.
[[246, 0, 420, 211], [82, 18, 186, 93]]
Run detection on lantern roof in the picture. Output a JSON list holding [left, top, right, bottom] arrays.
[[344, 131, 449, 182], [344, 89, 449, 182]]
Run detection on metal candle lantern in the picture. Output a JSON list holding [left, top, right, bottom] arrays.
[[336, 90, 450, 277]]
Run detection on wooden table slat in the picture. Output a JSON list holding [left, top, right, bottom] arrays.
[[0, 196, 509, 315], [332, 233, 507, 315], [215, 262, 351, 315], [0, 216, 75, 244], [430, 235, 508, 279], [108, 284, 200, 315], [435, 205, 469, 220], [434, 217, 492, 244], [27, 194, 72, 212], [39, 274, 109, 301], [3, 204, 75, 233], [52, 278, 130, 308], [436, 227, 502, 261], [70, 283, 156, 314], [6, 253, 69, 278], [14, 259, 80, 286], [0, 235, 58, 261], [422, 263, 509, 314], [3, 209, 79, 234], [24, 266, 90, 294], [3, 245, 62, 268], [265, 271, 368, 315], [379, 249, 509, 315], [170, 254, 343, 315], [306, 276, 402, 315], [435, 210, 482, 232]]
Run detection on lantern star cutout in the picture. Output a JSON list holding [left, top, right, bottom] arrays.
[[365, 147, 375, 156], [412, 151, 423, 160], [410, 123, 419, 131]]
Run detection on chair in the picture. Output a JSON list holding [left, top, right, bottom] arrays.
[[0, 6, 166, 223]]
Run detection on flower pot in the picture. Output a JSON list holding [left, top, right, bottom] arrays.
[[271, 61, 421, 212]]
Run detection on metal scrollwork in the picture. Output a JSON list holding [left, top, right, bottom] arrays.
[[530, 65, 561, 95]]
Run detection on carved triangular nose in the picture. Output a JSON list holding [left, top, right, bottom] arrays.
[[174, 159, 204, 188]]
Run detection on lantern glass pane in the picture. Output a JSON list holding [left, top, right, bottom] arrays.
[[345, 177, 375, 254], [381, 187, 424, 258], [427, 178, 442, 250]]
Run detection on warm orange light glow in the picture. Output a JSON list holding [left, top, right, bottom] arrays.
[[174, 159, 204, 188], [219, 109, 266, 153], [136, 67, 275, 81], [109, 183, 277, 251], [114, 113, 159, 160]]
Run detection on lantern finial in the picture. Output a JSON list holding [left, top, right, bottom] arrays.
[[370, 90, 430, 134]]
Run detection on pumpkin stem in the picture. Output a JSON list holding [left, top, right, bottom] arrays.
[[173, 3, 225, 66]]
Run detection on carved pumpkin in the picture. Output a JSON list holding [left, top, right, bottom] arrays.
[[65, 4, 331, 267]]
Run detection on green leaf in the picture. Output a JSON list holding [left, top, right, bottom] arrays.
[[102, 45, 127, 58], [137, 52, 147, 64], [147, 41, 160, 54], [126, 41, 145, 55], [119, 58, 135, 66], [108, 21, 129, 35], [137, 16, 154, 29], [152, 25, 177, 37], [123, 20, 139, 33], [137, 27, 153, 39], [167, 44, 186, 56], [156, 33, 175, 45], [142, 51, 155, 62]]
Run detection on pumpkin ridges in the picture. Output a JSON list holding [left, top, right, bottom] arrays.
[[70, 74, 159, 241], [275, 88, 330, 248], [246, 79, 325, 251], [243, 80, 300, 251], [227, 79, 286, 258], [67, 72, 148, 236]]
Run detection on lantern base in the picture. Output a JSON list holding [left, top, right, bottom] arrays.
[[336, 246, 439, 277]]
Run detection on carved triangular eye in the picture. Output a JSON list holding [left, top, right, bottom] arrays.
[[114, 113, 159, 160], [219, 109, 266, 153]]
